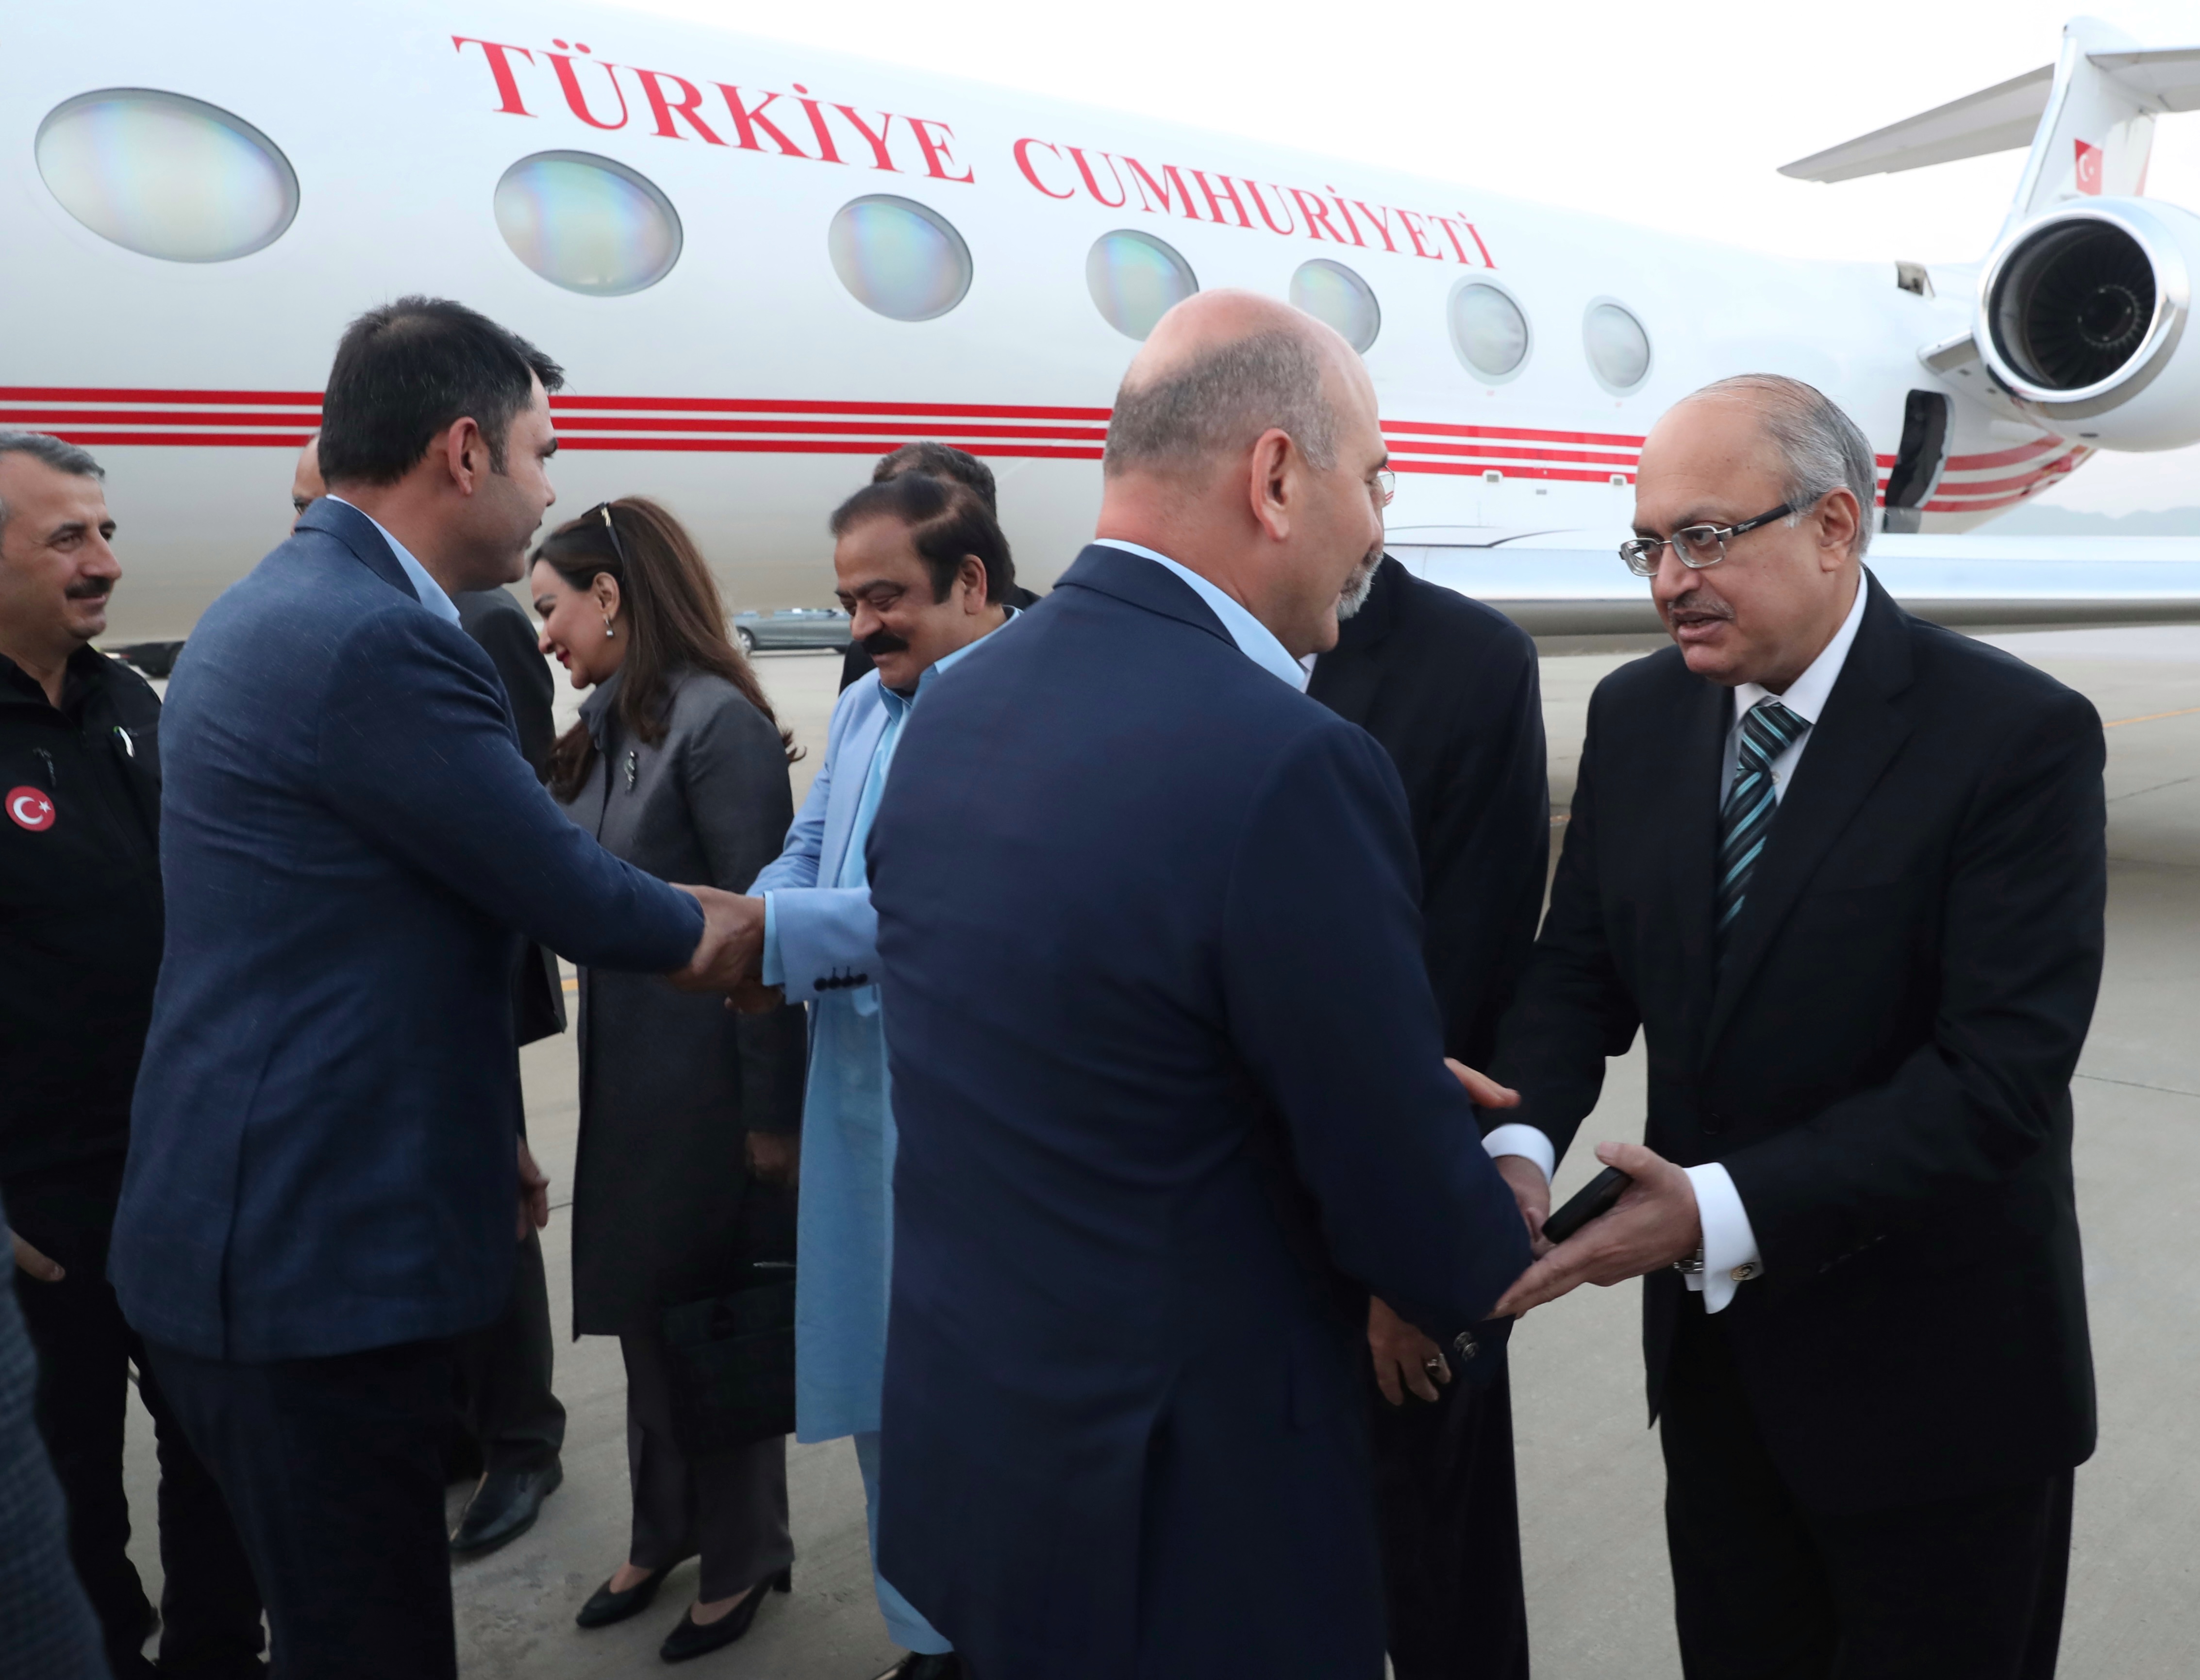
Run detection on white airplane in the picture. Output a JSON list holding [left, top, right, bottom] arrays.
[[8, 4, 2200, 648]]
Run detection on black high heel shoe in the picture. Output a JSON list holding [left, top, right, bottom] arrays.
[[658, 1568, 791, 1663], [575, 1567, 663, 1629]]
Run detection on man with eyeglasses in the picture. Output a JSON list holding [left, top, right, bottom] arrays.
[[1483, 374, 2103, 1679]]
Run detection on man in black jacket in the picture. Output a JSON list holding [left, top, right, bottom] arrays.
[[1306, 554, 1546, 1680], [291, 435, 567, 1556], [1490, 376, 2103, 1679], [0, 430, 265, 1678]]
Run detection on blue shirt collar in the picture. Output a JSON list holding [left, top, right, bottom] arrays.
[[325, 496, 461, 627], [1089, 539, 1308, 692], [877, 604, 1019, 718]]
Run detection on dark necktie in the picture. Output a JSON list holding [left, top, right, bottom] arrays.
[[1716, 698, 1810, 953]]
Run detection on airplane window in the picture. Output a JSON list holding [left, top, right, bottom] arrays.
[[1584, 301, 1652, 392], [829, 196, 973, 322], [1087, 231, 1198, 340], [1290, 260, 1380, 353], [1450, 282, 1531, 381], [35, 89, 298, 263], [495, 152, 682, 297]]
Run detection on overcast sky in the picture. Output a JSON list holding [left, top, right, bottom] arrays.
[[610, 0, 2200, 514]]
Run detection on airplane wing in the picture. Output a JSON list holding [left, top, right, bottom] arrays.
[[1385, 529, 2200, 639]]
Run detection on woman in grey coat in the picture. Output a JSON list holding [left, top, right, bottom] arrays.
[[530, 498, 809, 1664]]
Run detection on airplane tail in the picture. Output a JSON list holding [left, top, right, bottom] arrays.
[[1778, 17, 2200, 235]]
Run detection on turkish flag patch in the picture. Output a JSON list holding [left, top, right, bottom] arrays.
[[2075, 139, 2104, 196], [6, 787, 55, 832]]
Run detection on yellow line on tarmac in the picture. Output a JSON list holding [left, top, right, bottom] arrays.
[[2105, 704, 2200, 729]]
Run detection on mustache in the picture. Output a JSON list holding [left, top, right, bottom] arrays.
[[861, 629, 911, 658], [65, 580, 113, 601], [1663, 589, 1733, 622]]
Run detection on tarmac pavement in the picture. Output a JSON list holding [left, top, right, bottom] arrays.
[[114, 632, 2200, 1676]]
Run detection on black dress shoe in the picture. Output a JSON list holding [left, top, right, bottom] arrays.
[[576, 1567, 664, 1629], [450, 1460, 563, 1557], [658, 1569, 790, 1663], [876, 1653, 965, 1680]]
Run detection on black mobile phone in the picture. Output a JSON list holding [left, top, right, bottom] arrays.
[[1540, 1165, 1633, 1245]]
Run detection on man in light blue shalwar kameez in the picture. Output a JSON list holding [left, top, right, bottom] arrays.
[[748, 475, 1017, 1680]]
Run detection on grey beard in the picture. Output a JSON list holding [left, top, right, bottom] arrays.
[[1336, 552, 1381, 621]]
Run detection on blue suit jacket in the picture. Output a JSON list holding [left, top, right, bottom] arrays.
[[111, 499, 702, 1363], [868, 545, 1532, 1678]]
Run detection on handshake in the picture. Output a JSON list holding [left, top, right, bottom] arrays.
[[666, 885, 786, 1014]]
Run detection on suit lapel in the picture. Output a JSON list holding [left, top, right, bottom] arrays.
[[820, 697, 893, 887], [1700, 579, 1915, 1062], [1663, 676, 1730, 1065]]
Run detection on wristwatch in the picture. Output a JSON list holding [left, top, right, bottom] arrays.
[[1672, 1245, 1704, 1276]]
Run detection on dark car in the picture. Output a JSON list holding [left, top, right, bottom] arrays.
[[731, 607, 853, 654]]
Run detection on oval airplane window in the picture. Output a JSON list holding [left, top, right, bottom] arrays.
[[1088, 231, 1197, 340], [1584, 301, 1651, 392], [829, 196, 973, 321], [496, 152, 682, 297], [1290, 260, 1380, 353], [36, 89, 298, 263], [1450, 282, 1531, 381]]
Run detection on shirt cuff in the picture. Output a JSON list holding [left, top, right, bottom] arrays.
[[1682, 1162, 1762, 1314], [1482, 1123, 1554, 1185], [761, 893, 784, 989]]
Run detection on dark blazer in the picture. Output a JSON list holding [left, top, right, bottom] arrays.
[[867, 544, 1530, 1678], [1492, 575, 2104, 1515], [111, 498, 703, 1364], [559, 667, 808, 1335], [1309, 555, 1549, 1067], [455, 586, 566, 1047]]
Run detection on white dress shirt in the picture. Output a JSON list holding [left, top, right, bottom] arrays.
[[324, 496, 461, 627], [1490, 577, 1869, 1313]]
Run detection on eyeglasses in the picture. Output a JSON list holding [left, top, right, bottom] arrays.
[[1618, 503, 1792, 578], [1374, 469, 1396, 506], [587, 500, 629, 571]]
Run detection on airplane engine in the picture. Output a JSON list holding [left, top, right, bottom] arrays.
[[1977, 198, 2200, 451]]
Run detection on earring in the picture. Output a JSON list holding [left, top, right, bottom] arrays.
[[603, 616, 616, 639]]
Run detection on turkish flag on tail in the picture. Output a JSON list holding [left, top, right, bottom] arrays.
[[2075, 139, 2103, 196]]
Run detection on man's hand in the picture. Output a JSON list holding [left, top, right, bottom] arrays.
[[1368, 1296, 1450, 1406], [1493, 1141, 1700, 1318], [517, 1139, 550, 1240], [747, 1131, 800, 1189], [1445, 1058, 1519, 1112], [1494, 1154, 1553, 1255], [668, 886, 767, 992], [10, 1233, 63, 1283], [726, 977, 786, 1016]]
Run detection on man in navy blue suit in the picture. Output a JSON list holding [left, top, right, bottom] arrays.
[[109, 299, 761, 1680], [866, 291, 1535, 1678]]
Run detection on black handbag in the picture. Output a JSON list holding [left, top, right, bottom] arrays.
[[659, 1179, 797, 1457]]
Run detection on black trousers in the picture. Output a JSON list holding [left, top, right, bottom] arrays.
[[3, 1164, 263, 1679], [145, 1336, 458, 1680], [1369, 1362, 1529, 1680], [450, 1226, 565, 1475], [1660, 1299, 2073, 1680]]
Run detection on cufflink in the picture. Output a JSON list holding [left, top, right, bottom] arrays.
[[1730, 1262, 1762, 1282]]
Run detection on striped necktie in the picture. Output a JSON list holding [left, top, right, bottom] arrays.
[[1716, 698, 1810, 953]]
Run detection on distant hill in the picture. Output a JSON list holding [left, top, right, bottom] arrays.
[[1980, 506, 2200, 536]]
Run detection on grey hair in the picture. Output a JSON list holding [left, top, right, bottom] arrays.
[[1104, 329, 1339, 478], [1689, 375, 1876, 561], [0, 430, 104, 539]]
